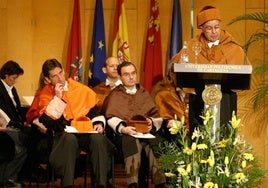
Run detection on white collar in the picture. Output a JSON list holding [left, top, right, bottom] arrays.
[[176, 87, 186, 101], [125, 85, 137, 95], [62, 81, 68, 91], [208, 40, 220, 48], [1, 79, 13, 95], [1, 79, 16, 106], [105, 79, 122, 88]]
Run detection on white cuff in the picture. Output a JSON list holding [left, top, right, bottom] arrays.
[[118, 124, 125, 133], [92, 115, 106, 127], [151, 117, 163, 131], [45, 96, 66, 119], [107, 117, 124, 132], [167, 120, 174, 128]]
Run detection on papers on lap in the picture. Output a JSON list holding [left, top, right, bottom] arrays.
[[64, 125, 97, 133], [0, 109, 10, 128], [131, 133, 155, 139], [65, 117, 97, 133]]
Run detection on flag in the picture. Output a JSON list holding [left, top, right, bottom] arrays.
[[112, 0, 131, 63], [66, 0, 83, 82], [143, 0, 163, 92], [88, 0, 107, 87], [167, 0, 182, 74]]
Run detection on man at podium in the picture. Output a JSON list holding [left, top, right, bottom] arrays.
[[171, 6, 251, 134]]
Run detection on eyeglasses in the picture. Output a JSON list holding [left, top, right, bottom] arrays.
[[121, 71, 136, 77], [202, 25, 221, 32]]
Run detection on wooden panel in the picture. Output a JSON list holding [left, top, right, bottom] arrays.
[[0, 0, 267, 187], [246, 0, 265, 9], [0, 8, 7, 63], [0, 0, 7, 8], [6, 0, 33, 95]]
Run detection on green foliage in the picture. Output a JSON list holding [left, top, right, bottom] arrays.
[[229, 12, 268, 111], [228, 12, 268, 25], [158, 110, 267, 188]]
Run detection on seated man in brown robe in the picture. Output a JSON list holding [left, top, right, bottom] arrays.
[[93, 56, 122, 110], [154, 62, 190, 139], [102, 61, 166, 188]]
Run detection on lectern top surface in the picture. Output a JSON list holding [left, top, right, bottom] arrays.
[[174, 63, 252, 74]]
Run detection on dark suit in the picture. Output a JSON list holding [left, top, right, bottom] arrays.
[[0, 80, 27, 182]]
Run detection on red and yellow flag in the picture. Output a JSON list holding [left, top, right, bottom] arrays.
[[66, 0, 83, 82], [143, 0, 163, 92], [112, 0, 131, 63]]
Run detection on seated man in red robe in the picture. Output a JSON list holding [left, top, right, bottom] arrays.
[[37, 58, 114, 188]]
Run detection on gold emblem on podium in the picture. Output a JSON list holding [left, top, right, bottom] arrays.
[[202, 85, 222, 105]]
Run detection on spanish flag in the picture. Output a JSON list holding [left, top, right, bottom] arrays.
[[112, 0, 131, 63], [143, 0, 163, 92], [66, 0, 83, 82]]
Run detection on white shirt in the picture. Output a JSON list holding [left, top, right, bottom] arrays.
[[125, 85, 137, 95], [105, 79, 122, 89], [1, 79, 17, 106], [208, 40, 220, 48]]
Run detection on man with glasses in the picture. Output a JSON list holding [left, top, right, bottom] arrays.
[[102, 61, 166, 188], [172, 5, 250, 65], [171, 6, 251, 133]]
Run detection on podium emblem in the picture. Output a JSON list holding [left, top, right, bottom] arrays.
[[202, 85, 222, 105]]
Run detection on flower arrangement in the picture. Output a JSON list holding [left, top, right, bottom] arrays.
[[158, 109, 266, 188]]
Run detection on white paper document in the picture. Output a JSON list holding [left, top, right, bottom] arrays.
[[22, 96, 34, 106], [131, 133, 156, 139], [64, 126, 97, 133], [0, 109, 10, 128]]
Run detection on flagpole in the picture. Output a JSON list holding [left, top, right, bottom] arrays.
[[190, 0, 194, 38]]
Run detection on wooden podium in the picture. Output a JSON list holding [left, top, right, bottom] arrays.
[[174, 63, 252, 142]]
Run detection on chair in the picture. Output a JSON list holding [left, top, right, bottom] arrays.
[[105, 126, 149, 188], [87, 148, 116, 188], [50, 149, 115, 188], [48, 150, 88, 188], [75, 150, 89, 188], [27, 128, 52, 188]]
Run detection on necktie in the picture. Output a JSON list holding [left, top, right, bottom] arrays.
[[208, 40, 219, 48], [8, 90, 17, 106]]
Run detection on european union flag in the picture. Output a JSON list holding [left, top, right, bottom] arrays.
[[88, 0, 107, 87]]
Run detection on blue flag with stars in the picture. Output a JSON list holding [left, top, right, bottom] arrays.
[[88, 0, 106, 87], [167, 0, 182, 74]]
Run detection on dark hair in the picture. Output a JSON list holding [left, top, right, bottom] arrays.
[[200, 5, 216, 12], [0, 60, 24, 79], [42, 58, 62, 77], [38, 72, 46, 90], [117, 61, 136, 76]]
